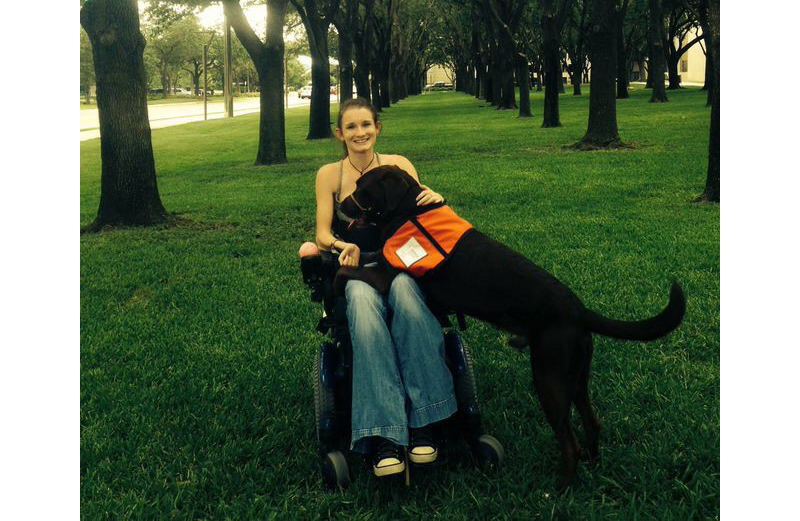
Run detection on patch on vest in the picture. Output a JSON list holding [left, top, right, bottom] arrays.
[[395, 237, 428, 268]]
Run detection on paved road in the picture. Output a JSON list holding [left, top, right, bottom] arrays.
[[80, 93, 334, 142]]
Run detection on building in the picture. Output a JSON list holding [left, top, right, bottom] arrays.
[[679, 25, 707, 85], [426, 65, 454, 86]]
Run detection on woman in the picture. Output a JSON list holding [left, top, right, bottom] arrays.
[[314, 98, 458, 477]]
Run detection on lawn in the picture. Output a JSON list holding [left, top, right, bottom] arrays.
[[80, 86, 719, 519]]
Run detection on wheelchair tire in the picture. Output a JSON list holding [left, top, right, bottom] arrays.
[[475, 434, 504, 471], [313, 348, 336, 444], [457, 339, 479, 406], [321, 450, 351, 489]]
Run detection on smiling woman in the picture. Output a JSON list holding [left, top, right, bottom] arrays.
[[309, 96, 452, 479]]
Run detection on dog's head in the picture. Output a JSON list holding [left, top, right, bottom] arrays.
[[339, 165, 423, 224]]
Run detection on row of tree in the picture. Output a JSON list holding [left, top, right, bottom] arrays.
[[434, 0, 714, 118], [81, 11, 315, 103], [79, 0, 717, 231]]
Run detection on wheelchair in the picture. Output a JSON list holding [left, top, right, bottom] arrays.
[[301, 250, 504, 489]]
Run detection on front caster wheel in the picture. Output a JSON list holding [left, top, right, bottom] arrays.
[[321, 450, 351, 489], [475, 434, 504, 471]]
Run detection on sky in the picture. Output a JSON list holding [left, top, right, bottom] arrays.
[[137, 1, 312, 66]]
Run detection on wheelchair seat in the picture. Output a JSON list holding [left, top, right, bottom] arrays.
[[301, 250, 504, 489]]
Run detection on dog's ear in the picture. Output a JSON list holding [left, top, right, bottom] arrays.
[[382, 168, 412, 213]]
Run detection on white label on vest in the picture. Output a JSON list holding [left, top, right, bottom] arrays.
[[395, 236, 428, 268]]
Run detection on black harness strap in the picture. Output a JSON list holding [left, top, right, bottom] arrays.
[[410, 217, 448, 257]]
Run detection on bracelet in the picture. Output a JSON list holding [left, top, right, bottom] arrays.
[[332, 239, 340, 250]]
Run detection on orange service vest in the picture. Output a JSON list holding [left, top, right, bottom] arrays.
[[383, 205, 473, 277]]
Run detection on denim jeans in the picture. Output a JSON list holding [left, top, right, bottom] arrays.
[[346, 273, 458, 453]]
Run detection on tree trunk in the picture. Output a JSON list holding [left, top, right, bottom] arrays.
[[705, 48, 714, 106], [475, 64, 483, 99], [353, 34, 371, 102], [616, 8, 629, 99], [499, 61, 516, 109], [491, 60, 502, 107], [535, 64, 543, 91], [648, 0, 668, 102], [379, 70, 391, 108], [571, 61, 582, 95], [666, 52, 681, 89], [516, 55, 532, 117], [541, 4, 563, 127], [338, 30, 354, 102], [255, 1, 288, 163], [575, 0, 623, 149], [224, 0, 288, 164], [370, 72, 382, 110], [481, 64, 491, 101], [307, 16, 333, 139], [80, 0, 166, 230], [700, 0, 719, 202]]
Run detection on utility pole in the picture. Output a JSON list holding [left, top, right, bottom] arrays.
[[223, 13, 233, 117], [200, 31, 215, 121]]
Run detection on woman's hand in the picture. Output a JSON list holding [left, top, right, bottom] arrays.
[[338, 242, 361, 267], [416, 184, 444, 206]]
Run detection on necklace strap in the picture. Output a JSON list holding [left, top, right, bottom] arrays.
[[348, 153, 376, 176]]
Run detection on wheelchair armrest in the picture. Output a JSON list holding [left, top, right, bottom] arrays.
[[301, 250, 381, 303], [300, 253, 331, 302]]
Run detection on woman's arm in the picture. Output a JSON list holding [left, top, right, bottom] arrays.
[[314, 165, 360, 266], [314, 166, 337, 251]]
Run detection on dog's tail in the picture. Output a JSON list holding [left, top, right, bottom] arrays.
[[582, 281, 686, 341]]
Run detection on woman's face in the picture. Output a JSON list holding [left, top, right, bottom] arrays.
[[337, 107, 380, 154]]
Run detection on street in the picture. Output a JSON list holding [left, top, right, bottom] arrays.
[[80, 93, 336, 142]]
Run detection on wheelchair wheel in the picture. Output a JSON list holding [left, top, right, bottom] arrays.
[[321, 450, 351, 489], [313, 346, 336, 445], [445, 331, 482, 436], [474, 434, 504, 471]]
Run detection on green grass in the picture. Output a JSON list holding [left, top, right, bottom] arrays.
[[81, 86, 719, 519]]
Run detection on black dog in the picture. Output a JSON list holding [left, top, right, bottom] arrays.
[[339, 165, 686, 490]]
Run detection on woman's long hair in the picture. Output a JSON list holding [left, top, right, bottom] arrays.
[[337, 97, 380, 158]]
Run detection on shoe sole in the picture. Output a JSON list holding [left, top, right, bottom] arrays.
[[374, 461, 405, 477], [408, 451, 438, 465]]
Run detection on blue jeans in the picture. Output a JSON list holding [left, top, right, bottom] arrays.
[[346, 273, 458, 453]]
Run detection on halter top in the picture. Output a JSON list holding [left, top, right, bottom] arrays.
[[331, 153, 382, 252]]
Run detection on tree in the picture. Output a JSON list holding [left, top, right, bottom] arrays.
[[698, 0, 718, 202], [563, 0, 589, 95], [351, 0, 376, 103], [182, 31, 221, 96], [223, 0, 290, 163], [614, 0, 632, 99], [663, 0, 702, 90], [80, 27, 95, 104], [145, 16, 199, 97], [431, 0, 476, 95], [475, 0, 520, 110], [688, 0, 713, 105], [332, 0, 357, 102], [574, 0, 624, 149], [647, 0, 668, 102], [291, 0, 338, 138], [539, 0, 573, 125], [369, 0, 398, 109], [80, 0, 167, 230], [489, 0, 534, 116], [390, 0, 434, 102]]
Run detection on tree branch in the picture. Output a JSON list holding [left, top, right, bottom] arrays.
[[222, 0, 265, 63]]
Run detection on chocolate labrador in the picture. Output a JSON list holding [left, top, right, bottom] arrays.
[[339, 165, 686, 490]]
